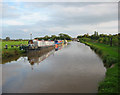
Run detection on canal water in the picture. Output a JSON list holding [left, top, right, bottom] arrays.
[[2, 42, 106, 93]]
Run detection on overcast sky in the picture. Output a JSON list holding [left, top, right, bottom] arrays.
[[1, 1, 118, 39]]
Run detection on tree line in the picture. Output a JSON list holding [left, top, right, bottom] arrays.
[[77, 31, 119, 46], [35, 33, 72, 41]]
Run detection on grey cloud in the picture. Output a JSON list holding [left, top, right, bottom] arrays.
[[33, 2, 117, 27], [2, 2, 118, 39], [2, 4, 20, 19], [23, 2, 105, 8]]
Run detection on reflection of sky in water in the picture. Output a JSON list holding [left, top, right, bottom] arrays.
[[2, 42, 106, 93]]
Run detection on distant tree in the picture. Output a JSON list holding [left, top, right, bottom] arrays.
[[59, 33, 72, 40], [83, 33, 89, 38], [100, 34, 108, 37], [90, 31, 99, 40], [18, 39, 22, 41], [77, 35, 82, 39], [94, 31, 98, 36], [43, 35, 50, 40], [98, 38, 103, 43], [6, 37, 10, 41], [59, 33, 64, 40], [103, 37, 109, 44], [50, 35, 57, 40], [34, 33, 72, 41]]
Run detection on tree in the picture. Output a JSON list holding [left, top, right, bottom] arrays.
[[43, 35, 50, 40], [50, 35, 57, 40], [94, 31, 98, 36], [90, 31, 99, 40], [6, 37, 10, 41], [59, 33, 72, 40], [77, 35, 82, 39], [103, 37, 109, 44], [83, 33, 89, 38]]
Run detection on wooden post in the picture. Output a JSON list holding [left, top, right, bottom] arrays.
[[110, 37, 112, 47]]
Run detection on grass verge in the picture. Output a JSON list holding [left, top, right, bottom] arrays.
[[1, 41, 28, 64], [79, 40, 119, 94], [2, 48, 26, 64]]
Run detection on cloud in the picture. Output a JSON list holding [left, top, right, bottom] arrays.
[[21, 29, 29, 32], [2, 0, 119, 2], [3, 20, 24, 25], [2, 3, 21, 19], [2, 2, 118, 39], [46, 3, 117, 26]]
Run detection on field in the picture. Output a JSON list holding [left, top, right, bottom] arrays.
[[1, 41, 28, 61], [88, 42, 118, 59], [2, 41, 28, 49], [79, 39, 119, 94]]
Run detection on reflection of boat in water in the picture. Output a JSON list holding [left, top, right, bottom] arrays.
[[55, 42, 68, 51], [27, 41, 68, 70], [54, 40, 67, 51], [27, 48, 55, 66]]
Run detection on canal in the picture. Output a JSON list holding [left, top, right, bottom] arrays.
[[2, 42, 106, 93]]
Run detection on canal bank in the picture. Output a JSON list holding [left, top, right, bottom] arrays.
[[79, 40, 119, 94], [2, 42, 106, 93], [2, 46, 55, 64]]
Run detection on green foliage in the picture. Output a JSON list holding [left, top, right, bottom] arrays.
[[5, 37, 10, 41], [98, 38, 104, 43], [79, 33, 118, 46], [35, 33, 72, 41], [50, 35, 57, 40], [103, 55, 118, 67], [98, 63, 118, 93], [103, 37, 109, 44], [77, 35, 82, 38], [59, 33, 72, 40], [2, 41, 28, 49], [112, 37, 118, 46], [43, 35, 50, 40], [2, 41, 28, 60]]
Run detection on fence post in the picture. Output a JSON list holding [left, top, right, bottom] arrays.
[[110, 37, 112, 46]]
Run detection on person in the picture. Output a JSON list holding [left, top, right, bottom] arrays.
[[5, 44, 8, 49]]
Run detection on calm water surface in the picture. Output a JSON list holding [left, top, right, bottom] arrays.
[[2, 42, 106, 93]]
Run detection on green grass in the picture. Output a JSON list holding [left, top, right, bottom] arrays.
[[98, 63, 118, 93], [79, 39, 119, 94], [88, 42, 118, 58], [1, 41, 28, 61], [2, 41, 28, 49]]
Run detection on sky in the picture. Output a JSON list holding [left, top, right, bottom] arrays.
[[1, 1, 118, 39]]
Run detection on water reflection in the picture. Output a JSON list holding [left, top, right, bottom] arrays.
[[28, 50, 55, 69], [2, 42, 105, 93], [27, 44, 66, 66], [27, 44, 67, 70], [55, 43, 68, 51], [2, 55, 24, 64]]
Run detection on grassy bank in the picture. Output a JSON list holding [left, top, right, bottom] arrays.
[[1, 41, 28, 62], [79, 40, 119, 94]]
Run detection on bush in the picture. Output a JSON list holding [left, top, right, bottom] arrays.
[[97, 49, 103, 55], [102, 55, 117, 68], [112, 37, 118, 46], [102, 55, 110, 63]]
